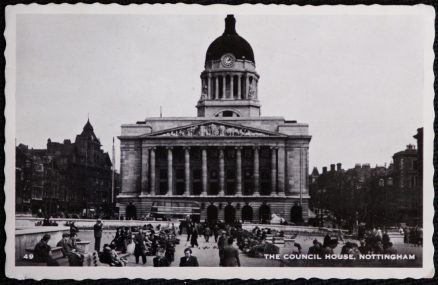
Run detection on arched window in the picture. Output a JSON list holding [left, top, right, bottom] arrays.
[[214, 110, 240, 117]]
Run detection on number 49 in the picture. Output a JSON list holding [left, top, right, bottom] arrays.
[[23, 253, 34, 260]]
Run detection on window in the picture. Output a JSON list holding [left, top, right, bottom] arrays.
[[227, 169, 236, 179], [244, 168, 252, 179], [193, 169, 201, 179], [223, 111, 234, 117], [159, 169, 167, 178], [226, 149, 235, 159], [260, 149, 270, 159], [244, 149, 253, 159], [210, 170, 218, 179], [176, 169, 184, 179]]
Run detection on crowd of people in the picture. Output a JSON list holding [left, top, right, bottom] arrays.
[[28, 217, 420, 267], [32, 232, 85, 266], [305, 229, 399, 259]]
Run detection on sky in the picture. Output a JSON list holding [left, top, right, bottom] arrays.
[[15, 12, 425, 172]]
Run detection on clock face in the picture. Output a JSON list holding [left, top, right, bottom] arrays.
[[221, 54, 235, 67]]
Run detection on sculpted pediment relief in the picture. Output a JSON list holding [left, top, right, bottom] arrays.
[[149, 122, 281, 137]]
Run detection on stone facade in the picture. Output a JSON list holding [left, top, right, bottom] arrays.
[[16, 120, 113, 217], [117, 15, 311, 224]]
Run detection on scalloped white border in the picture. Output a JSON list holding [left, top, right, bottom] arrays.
[[4, 3, 435, 280]]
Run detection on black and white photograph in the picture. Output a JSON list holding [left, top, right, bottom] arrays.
[[4, 4, 435, 280]]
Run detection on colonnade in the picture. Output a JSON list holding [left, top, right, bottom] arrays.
[[139, 145, 285, 197], [202, 73, 258, 100]]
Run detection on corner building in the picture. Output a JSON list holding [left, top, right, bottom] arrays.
[[117, 15, 311, 224]]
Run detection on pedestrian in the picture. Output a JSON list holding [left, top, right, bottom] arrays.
[[217, 231, 226, 266], [382, 230, 390, 249], [191, 229, 199, 248], [213, 224, 219, 242], [93, 219, 103, 252], [307, 239, 322, 257], [179, 247, 199, 267], [220, 237, 240, 267], [153, 248, 170, 267], [186, 222, 192, 242], [134, 228, 147, 265], [204, 226, 211, 242], [69, 221, 79, 237], [33, 234, 59, 266]]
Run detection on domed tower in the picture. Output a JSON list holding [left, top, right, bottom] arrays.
[[196, 15, 260, 118]]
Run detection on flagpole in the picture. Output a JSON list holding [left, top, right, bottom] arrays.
[[111, 137, 115, 205]]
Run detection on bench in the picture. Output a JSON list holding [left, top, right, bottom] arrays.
[[25, 246, 64, 260], [265, 237, 286, 246], [284, 238, 296, 247]]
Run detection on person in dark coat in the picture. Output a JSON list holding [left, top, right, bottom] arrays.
[[323, 234, 331, 247], [133, 228, 147, 264], [204, 226, 211, 242], [190, 229, 199, 248], [153, 248, 170, 267], [33, 234, 59, 266], [186, 223, 193, 242], [213, 224, 220, 242], [307, 239, 322, 257], [382, 230, 391, 249], [69, 222, 79, 236], [93, 219, 103, 252], [179, 247, 199, 267], [57, 233, 74, 257], [220, 237, 240, 267], [217, 231, 227, 266]]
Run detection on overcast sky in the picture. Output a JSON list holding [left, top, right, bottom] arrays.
[[15, 12, 425, 171]]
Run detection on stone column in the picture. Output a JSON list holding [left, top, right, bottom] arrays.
[[215, 76, 219, 99], [201, 148, 208, 196], [184, 147, 191, 196], [207, 74, 212, 99], [219, 147, 225, 196], [245, 74, 250, 99], [236, 147, 242, 196], [167, 147, 173, 196], [237, 74, 242, 99], [271, 147, 277, 196], [222, 75, 226, 99], [150, 147, 156, 195], [286, 147, 301, 195], [141, 146, 149, 195], [230, 75, 234, 99], [253, 146, 260, 196], [255, 78, 258, 99], [277, 145, 285, 196]]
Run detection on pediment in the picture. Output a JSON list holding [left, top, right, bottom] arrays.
[[144, 121, 285, 138]]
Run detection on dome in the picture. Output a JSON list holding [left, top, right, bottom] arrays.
[[205, 15, 255, 64]]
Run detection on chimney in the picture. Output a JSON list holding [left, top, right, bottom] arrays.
[[355, 163, 361, 169], [330, 164, 336, 172], [322, 167, 327, 174], [336, 163, 342, 171]]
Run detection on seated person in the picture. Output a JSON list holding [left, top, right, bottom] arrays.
[[179, 247, 199, 267], [33, 234, 59, 266], [99, 244, 126, 267], [153, 248, 170, 267], [57, 233, 74, 257]]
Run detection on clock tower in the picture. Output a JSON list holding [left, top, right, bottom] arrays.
[[196, 15, 261, 118]]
